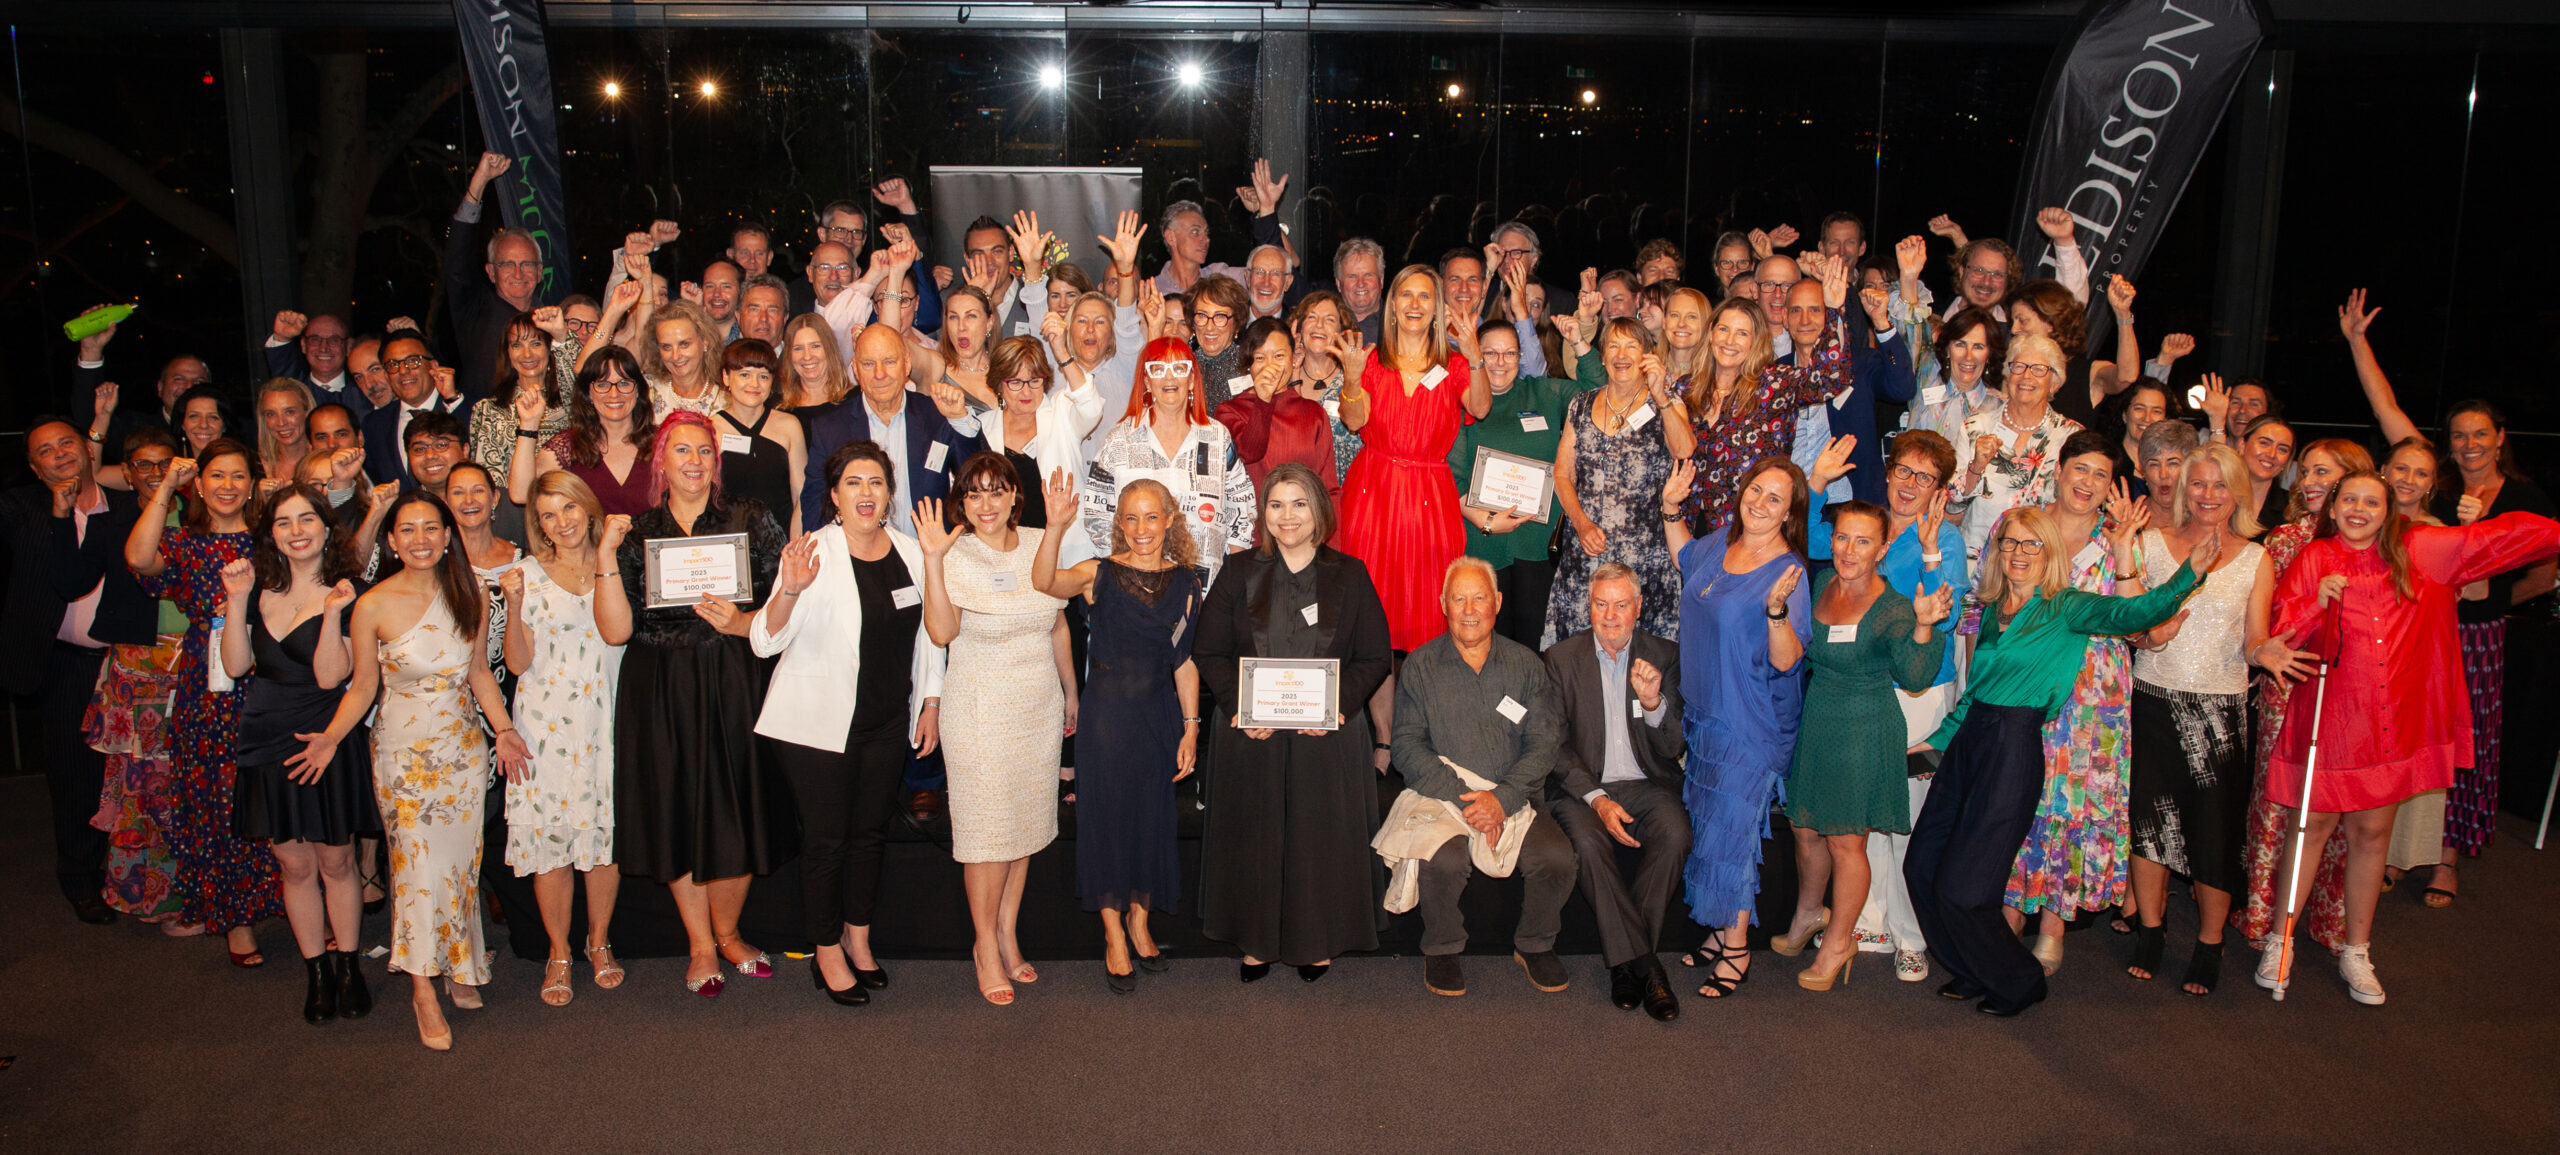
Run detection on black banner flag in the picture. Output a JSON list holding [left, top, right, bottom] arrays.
[[453, 0, 571, 304]]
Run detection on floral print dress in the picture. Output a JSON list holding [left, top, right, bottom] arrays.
[[373, 593, 492, 983], [1674, 308, 1851, 537], [1949, 402, 2083, 562], [505, 563, 622, 874], [1542, 387, 1682, 648], [138, 528, 283, 932], [2005, 514, 2134, 915]]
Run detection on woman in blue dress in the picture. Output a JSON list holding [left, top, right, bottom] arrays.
[[1661, 455, 1811, 999]]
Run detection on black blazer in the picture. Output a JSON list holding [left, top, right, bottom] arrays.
[[49, 488, 160, 648], [799, 392, 986, 532], [1194, 546, 1394, 721], [0, 484, 112, 694], [1540, 627, 1686, 801], [360, 398, 457, 491]]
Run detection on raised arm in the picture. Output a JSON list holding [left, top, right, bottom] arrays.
[[124, 456, 194, 577], [2339, 288, 2420, 446], [1031, 469, 1101, 601], [915, 498, 962, 647]]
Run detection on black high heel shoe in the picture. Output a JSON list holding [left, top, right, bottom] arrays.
[[2127, 922, 2166, 981], [853, 964, 890, 990], [302, 954, 338, 1024], [1296, 962, 1330, 983], [1239, 961, 1272, 983], [1136, 951, 1170, 974], [331, 949, 372, 1019], [809, 955, 870, 1006], [1106, 961, 1137, 995]]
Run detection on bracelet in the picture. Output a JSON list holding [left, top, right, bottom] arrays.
[[1659, 508, 1684, 523], [1920, 551, 1944, 566], [1182, 716, 1200, 724], [596, 571, 620, 578], [1766, 608, 1788, 621], [517, 427, 542, 439], [87, 428, 105, 443], [1374, 741, 1391, 752]]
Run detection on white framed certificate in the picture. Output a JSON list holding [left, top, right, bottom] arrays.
[[1238, 657, 1340, 730], [1462, 445, 1555, 524], [643, 533, 753, 609]]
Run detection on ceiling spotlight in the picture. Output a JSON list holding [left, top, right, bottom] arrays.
[[1176, 61, 1204, 87], [1446, 83, 1462, 98], [603, 81, 621, 98], [699, 80, 717, 97], [1580, 89, 1597, 106], [1038, 63, 1065, 91]]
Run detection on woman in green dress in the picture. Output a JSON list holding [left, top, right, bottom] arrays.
[[1785, 500, 1951, 991], [1448, 320, 1589, 649]]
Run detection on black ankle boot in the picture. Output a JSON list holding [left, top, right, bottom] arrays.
[[303, 954, 339, 1024], [332, 950, 373, 1019]]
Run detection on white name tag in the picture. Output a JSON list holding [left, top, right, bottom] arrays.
[[1012, 321, 1033, 337], [1323, 398, 1342, 422], [1520, 414, 1549, 433], [988, 569, 1020, 592], [1833, 385, 1855, 411], [1495, 695, 1527, 724], [891, 585, 921, 609], [1828, 623, 1858, 644], [720, 433, 753, 455], [923, 441, 949, 472], [1626, 404, 1655, 432], [1419, 365, 1447, 390], [2073, 541, 2106, 574], [1921, 385, 1948, 406], [1300, 603, 1320, 626], [1228, 374, 1254, 396], [1631, 697, 1646, 719]]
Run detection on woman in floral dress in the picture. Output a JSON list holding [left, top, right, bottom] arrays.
[[1545, 317, 1692, 647], [87, 435, 189, 923], [1668, 265, 1851, 537], [126, 438, 282, 965], [1947, 333, 2083, 562]]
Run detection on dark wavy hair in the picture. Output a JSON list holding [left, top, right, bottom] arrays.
[[1729, 456, 1811, 557], [822, 439, 897, 522], [491, 311, 562, 409], [181, 437, 257, 531], [567, 344, 656, 467], [376, 489, 484, 639], [1935, 306, 2008, 392], [947, 450, 1022, 534], [250, 482, 361, 593]]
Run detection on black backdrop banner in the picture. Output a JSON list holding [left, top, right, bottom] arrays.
[[452, 0, 571, 304], [2012, 0, 2266, 350]]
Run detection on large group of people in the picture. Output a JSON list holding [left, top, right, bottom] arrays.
[[8, 145, 2553, 1048]]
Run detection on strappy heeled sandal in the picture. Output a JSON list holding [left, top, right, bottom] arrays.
[[583, 943, 625, 989]]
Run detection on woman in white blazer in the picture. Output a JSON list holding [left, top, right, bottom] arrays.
[[989, 335, 1106, 488], [751, 440, 947, 1006]]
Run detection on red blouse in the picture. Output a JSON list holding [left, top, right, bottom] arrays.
[[1215, 389, 1341, 501], [2267, 512, 2560, 812]]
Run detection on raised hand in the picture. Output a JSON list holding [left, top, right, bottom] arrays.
[[651, 218, 682, 246], [257, 478, 289, 499], [870, 177, 918, 215], [679, 280, 704, 306], [933, 265, 955, 291], [498, 565, 527, 605], [513, 378, 548, 429], [1041, 308, 1068, 357], [219, 556, 255, 602], [92, 381, 119, 430], [1446, 314, 1482, 362], [1809, 435, 1857, 492], [1330, 328, 1371, 370], [1766, 223, 1800, 249], [1912, 580, 1955, 627], [1817, 253, 1850, 310], [1097, 209, 1146, 273], [2457, 493, 2485, 524], [1136, 278, 1166, 334], [1747, 228, 1774, 261], [2158, 332, 2196, 362], [2107, 274, 2137, 320], [1043, 466, 1079, 527], [1925, 213, 1968, 247], [273, 310, 308, 341], [531, 305, 567, 340], [2199, 372, 2230, 428], [431, 365, 459, 401], [1895, 234, 1928, 283], [1859, 285, 1892, 329], [623, 231, 654, 260], [1006, 209, 1053, 281], [2339, 288, 2380, 342], [1629, 656, 1664, 711], [1661, 457, 1697, 510], [2035, 206, 2076, 243], [77, 303, 119, 357], [913, 499, 959, 555], [598, 513, 633, 554], [1970, 433, 2004, 478], [617, 252, 652, 286], [161, 457, 199, 499], [369, 481, 401, 512], [323, 580, 357, 614], [1249, 158, 1288, 217], [963, 251, 1002, 294], [879, 221, 912, 250], [1918, 486, 1947, 548], [385, 316, 421, 336], [1766, 566, 1803, 616], [471, 150, 512, 188], [776, 534, 821, 595], [1637, 352, 1668, 398], [1553, 312, 1582, 350], [928, 380, 969, 421]]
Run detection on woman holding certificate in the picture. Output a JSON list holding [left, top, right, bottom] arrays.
[[752, 441, 945, 1007], [597, 410, 794, 999], [1195, 463, 1395, 983], [1447, 320, 1587, 651], [918, 451, 1078, 1007]]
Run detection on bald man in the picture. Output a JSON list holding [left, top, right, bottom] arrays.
[[798, 324, 988, 534]]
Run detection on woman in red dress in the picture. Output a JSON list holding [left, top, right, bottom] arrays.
[[2251, 472, 2560, 1005], [1333, 264, 1491, 767]]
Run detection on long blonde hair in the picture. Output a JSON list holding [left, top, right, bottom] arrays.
[[641, 300, 721, 388], [253, 377, 315, 469], [778, 314, 853, 407], [1682, 298, 1774, 421], [2171, 443, 2263, 540], [1379, 264, 1450, 370], [1658, 287, 1714, 386], [526, 469, 606, 560], [1977, 506, 2072, 604]]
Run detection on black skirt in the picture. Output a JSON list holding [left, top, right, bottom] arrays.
[[232, 730, 380, 847], [2129, 680, 2250, 894], [612, 633, 800, 881]]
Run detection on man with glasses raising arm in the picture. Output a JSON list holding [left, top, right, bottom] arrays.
[[445, 151, 547, 406], [357, 331, 463, 491]]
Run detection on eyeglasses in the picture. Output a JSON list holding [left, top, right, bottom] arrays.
[[2004, 361, 2059, 381], [492, 260, 541, 274], [1144, 361, 1195, 379], [823, 224, 868, 243], [1000, 376, 1046, 392], [564, 318, 598, 334], [1889, 463, 1944, 488], [1499, 246, 1536, 260], [1962, 264, 2009, 282], [386, 354, 431, 371], [1756, 279, 1799, 296], [1193, 309, 1235, 327], [592, 379, 639, 395], [812, 262, 852, 277], [1994, 537, 2046, 554], [409, 437, 460, 452], [1714, 258, 1755, 273]]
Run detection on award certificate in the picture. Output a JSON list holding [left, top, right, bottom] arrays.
[[644, 533, 753, 609], [1462, 446, 1555, 524], [1238, 657, 1340, 730]]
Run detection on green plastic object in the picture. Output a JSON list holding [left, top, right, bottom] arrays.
[[63, 303, 136, 341]]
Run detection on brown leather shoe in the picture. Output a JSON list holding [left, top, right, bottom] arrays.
[[908, 789, 947, 823]]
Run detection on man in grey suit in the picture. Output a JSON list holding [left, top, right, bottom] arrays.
[[1541, 562, 1688, 1020]]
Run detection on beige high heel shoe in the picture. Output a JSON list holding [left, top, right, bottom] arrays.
[[1769, 908, 1829, 957], [2029, 934, 2065, 976], [413, 994, 452, 1052], [1797, 951, 1855, 992]]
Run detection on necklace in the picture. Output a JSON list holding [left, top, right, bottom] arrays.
[[1598, 385, 1645, 431]]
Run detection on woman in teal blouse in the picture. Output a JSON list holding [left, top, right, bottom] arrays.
[[1447, 321, 1587, 649], [1908, 506, 2213, 1017]]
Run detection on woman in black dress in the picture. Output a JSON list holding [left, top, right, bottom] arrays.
[[714, 337, 809, 535], [1195, 461, 1393, 982], [1032, 471, 1202, 993], [594, 410, 793, 998], [218, 483, 377, 1023]]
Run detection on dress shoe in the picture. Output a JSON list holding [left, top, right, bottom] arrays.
[[68, 891, 117, 925], [1938, 979, 1985, 1001], [853, 963, 891, 990], [331, 950, 373, 1019], [1425, 954, 1466, 996], [302, 954, 339, 1024], [1977, 992, 2043, 1018], [1105, 963, 1137, 995], [1238, 961, 1272, 983], [1610, 962, 1644, 1010], [1137, 952, 1171, 975], [907, 789, 948, 825], [1515, 950, 1569, 993], [1641, 960, 1681, 1021], [809, 955, 869, 1006]]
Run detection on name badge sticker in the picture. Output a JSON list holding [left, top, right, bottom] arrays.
[[1921, 385, 1948, 406], [1828, 624, 1858, 644], [1419, 365, 1448, 390], [1495, 695, 1527, 724], [720, 433, 753, 455], [1626, 404, 1656, 433], [987, 569, 1020, 592], [1301, 603, 1320, 626], [2073, 541, 2106, 575], [891, 585, 922, 609], [923, 442, 949, 472], [1520, 413, 1550, 433]]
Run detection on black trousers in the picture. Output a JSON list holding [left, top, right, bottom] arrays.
[[1904, 703, 2048, 1012], [1416, 815, 1578, 956], [1494, 556, 1556, 652], [1545, 778, 1691, 967], [770, 722, 912, 946], [42, 642, 110, 902]]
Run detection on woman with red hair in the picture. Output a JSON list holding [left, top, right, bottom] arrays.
[[594, 411, 795, 999], [1080, 336, 1257, 586]]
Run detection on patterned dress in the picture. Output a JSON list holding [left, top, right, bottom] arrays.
[[505, 563, 622, 874], [1674, 309, 1851, 537], [373, 594, 492, 983], [138, 528, 283, 932], [1543, 387, 1681, 648], [85, 633, 187, 919], [2006, 515, 2135, 914], [2233, 519, 2349, 950], [1949, 403, 2083, 562], [939, 528, 1068, 863], [1302, 367, 1360, 484]]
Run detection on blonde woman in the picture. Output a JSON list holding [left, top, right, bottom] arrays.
[[639, 299, 725, 418], [252, 377, 316, 482], [1667, 256, 1851, 536]]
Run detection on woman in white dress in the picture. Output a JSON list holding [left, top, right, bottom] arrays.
[[290, 490, 528, 1051], [918, 451, 1078, 1006], [498, 470, 630, 1006]]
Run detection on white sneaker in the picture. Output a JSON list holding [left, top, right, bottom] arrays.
[[2254, 945, 2283, 990], [1894, 948, 1929, 982], [2337, 943, 2386, 1005]]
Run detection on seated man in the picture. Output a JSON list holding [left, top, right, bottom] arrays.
[[1383, 556, 1575, 997], [1541, 562, 1688, 1020]]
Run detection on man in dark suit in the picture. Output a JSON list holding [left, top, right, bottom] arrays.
[[1, 417, 126, 924], [1541, 561, 1688, 1020], [261, 309, 374, 426], [359, 331, 460, 491], [444, 150, 545, 404], [799, 324, 988, 535]]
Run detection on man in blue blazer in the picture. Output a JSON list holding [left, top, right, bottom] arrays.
[[261, 309, 374, 426], [800, 324, 988, 535], [359, 331, 462, 491]]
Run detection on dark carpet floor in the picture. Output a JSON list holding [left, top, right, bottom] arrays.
[[2, 774, 2555, 1152]]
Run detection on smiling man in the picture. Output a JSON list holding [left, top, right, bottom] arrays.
[[447, 150, 546, 405]]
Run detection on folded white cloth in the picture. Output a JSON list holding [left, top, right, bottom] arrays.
[[1372, 757, 1537, 914]]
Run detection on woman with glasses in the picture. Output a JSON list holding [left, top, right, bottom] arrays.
[[1185, 275, 1253, 410], [778, 314, 853, 420], [989, 335, 1106, 524], [512, 346, 660, 519], [2120, 443, 2268, 995], [1082, 338, 1257, 586], [1285, 291, 1363, 485], [1444, 320, 1582, 651], [2010, 275, 2140, 432], [1217, 318, 1340, 505], [1041, 213, 1148, 463], [1947, 333, 2083, 562], [711, 339, 808, 536]]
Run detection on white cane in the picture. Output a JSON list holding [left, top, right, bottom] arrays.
[[2271, 602, 2339, 1003]]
